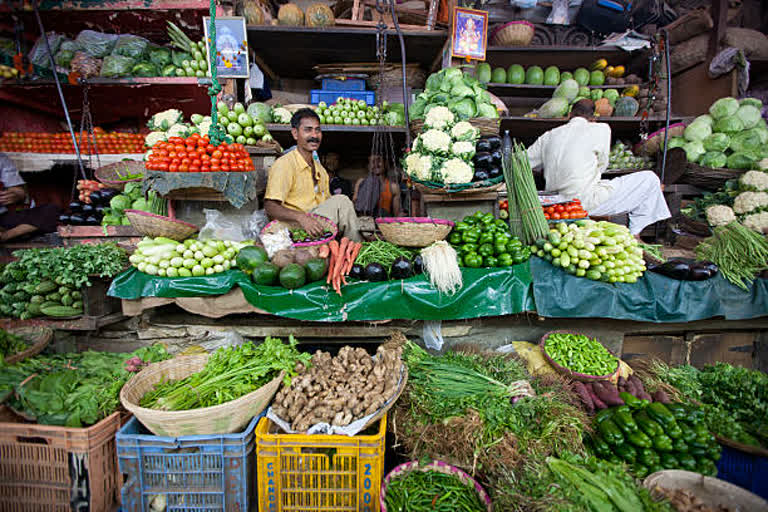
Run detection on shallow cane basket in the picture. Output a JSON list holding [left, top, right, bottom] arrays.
[[540, 330, 620, 382], [490, 21, 535, 47], [124, 210, 199, 242], [4, 327, 53, 365], [375, 217, 454, 247], [260, 213, 338, 248], [94, 161, 145, 191]]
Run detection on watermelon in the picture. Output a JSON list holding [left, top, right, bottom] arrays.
[[589, 70, 606, 86], [543, 66, 560, 86], [305, 258, 328, 282], [476, 62, 492, 84], [573, 67, 590, 86], [491, 67, 507, 84], [560, 71, 573, 83], [236, 246, 269, 273], [525, 66, 544, 85], [251, 262, 280, 286], [279, 264, 307, 289], [507, 64, 525, 84]]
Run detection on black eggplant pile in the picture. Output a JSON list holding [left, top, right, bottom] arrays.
[[59, 188, 119, 226], [472, 135, 502, 182], [349, 255, 424, 282], [649, 259, 719, 281]]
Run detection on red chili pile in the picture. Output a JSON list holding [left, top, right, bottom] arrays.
[[145, 134, 254, 172]]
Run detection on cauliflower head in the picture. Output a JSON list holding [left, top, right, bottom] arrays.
[[451, 140, 476, 160], [424, 106, 455, 130], [144, 131, 167, 148], [420, 129, 452, 154], [740, 170, 768, 191], [272, 107, 292, 124], [733, 191, 768, 214], [403, 153, 422, 178], [742, 211, 768, 233], [166, 123, 190, 139], [148, 109, 183, 131], [416, 156, 435, 181], [450, 121, 479, 142], [441, 158, 473, 184], [705, 205, 736, 227]]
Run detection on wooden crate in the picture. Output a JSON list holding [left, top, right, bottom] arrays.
[[421, 191, 500, 223], [57, 225, 142, 251]]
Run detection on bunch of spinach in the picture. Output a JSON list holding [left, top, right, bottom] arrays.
[[1, 344, 168, 427], [0, 328, 27, 358], [140, 336, 310, 411]]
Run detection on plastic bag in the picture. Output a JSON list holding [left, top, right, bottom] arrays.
[[55, 50, 75, 68], [199, 209, 249, 242], [60, 39, 83, 53], [112, 34, 149, 59], [29, 32, 64, 68], [131, 61, 158, 77], [148, 46, 172, 67], [75, 30, 118, 58], [247, 210, 269, 241], [100, 54, 135, 77], [547, 0, 571, 24]]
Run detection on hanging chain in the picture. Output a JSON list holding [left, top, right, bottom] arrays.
[[640, 36, 662, 139], [77, 81, 100, 172], [206, 0, 227, 146]]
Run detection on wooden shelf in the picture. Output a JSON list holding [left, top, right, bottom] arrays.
[[247, 25, 448, 80], [485, 46, 638, 70], [500, 116, 689, 142], [487, 82, 647, 99], [7, 152, 144, 173]]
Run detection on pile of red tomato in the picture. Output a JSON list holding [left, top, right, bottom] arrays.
[[542, 199, 588, 220], [145, 134, 255, 173], [0, 130, 144, 154]]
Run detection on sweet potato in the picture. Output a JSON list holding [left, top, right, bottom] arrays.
[[571, 381, 595, 413], [652, 390, 671, 404], [629, 374, 653, 401], [592, 381, 625, 406], [587, 383, 608, 409]]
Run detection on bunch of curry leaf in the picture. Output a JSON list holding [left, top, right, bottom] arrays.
[[12, 243, 127, 289], [140, 336, 310, 411]]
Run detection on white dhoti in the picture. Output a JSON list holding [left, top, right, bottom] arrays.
[[589, 171, 671, 235]]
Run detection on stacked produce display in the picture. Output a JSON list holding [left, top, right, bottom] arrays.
[[410, 67, 499, 121], [476, 59, 643, 88], [129, 237, 253, 277], [0, 130, 144, 154], [535, 78, 641, 119], [609, 141, 652, 170], [447, 211, 531, 268]]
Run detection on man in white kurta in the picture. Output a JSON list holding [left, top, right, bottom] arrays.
[[527, 102, 671, 235]]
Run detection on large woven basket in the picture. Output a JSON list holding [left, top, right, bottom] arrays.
[[490, 21, 534, 47], [678, 213, 712, 237], [120, 354, 284, 437], [635, 123, 686, 156], [381, 459, 493, 512], [260, 213, 337, 248], [644, 470, 768, 510], [4, 327, 53, 365], [540, 330, 620, 383], [680, 162, 746, 191], [410, 117, 500, 137], [375, 217, 454, 247], [94, 160, 145, 191], [124, 210, 199, 242], [369, 65, 426, 90]]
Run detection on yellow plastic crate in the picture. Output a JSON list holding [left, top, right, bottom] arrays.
[[256, 414, 386, 512]]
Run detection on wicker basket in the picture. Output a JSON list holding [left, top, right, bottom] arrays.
[[644, 470, 768, 510], [120, 354, 284, 437], [124, 210, 199, 241], [680, 162, 746, 191], [678, 213, 712, 237], [260, 213, 338, 248], [94, 161, 145, 191], [490, 21, 534, 47], [375, 217, 454, 247], [412, 176, 505, 196], [4, 327, 53, 365], [369, 65, 426, 90], [381, 460, 493, 512], [635, 123, 686, 156], [540, 330, 620, 383], [410, 117, 500, 138]]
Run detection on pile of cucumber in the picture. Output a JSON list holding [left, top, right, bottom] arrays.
[[0, 276, 83, 320]]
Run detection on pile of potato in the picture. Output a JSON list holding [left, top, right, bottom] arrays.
[[272, 345, 403, 432]]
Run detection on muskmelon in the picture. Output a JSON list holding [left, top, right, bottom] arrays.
[[278, 3, 305, 25], [305, 3, 334, 27], [243, 0, 265, 25]]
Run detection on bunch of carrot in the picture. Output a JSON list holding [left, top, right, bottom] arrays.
[[326, 237, 362, 296]]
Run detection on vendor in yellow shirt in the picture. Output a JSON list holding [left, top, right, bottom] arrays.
[[264, 109, 362, 241]]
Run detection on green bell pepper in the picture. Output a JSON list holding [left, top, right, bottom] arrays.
[[493, 219, 508, 231], [638, 447, 660, 467], [598, 418, 624, 445], [461, 229, 480, 243], [460, 243, 478, 255], [652, 434, 674, 452], [455, 221, 470, 232], [614, 443, 637, 462], [463, 252, 482, 268], [627, 431, 653, 449], [497, 253, 514, 266], [480, 213, 494, 225], [478, 243, 494, 257], [448, 232, 463, 245], [484, 256, 499, 267], [494, 241, 509, 255], [632, 463, 649, 478], [479, 232, 494, 245]]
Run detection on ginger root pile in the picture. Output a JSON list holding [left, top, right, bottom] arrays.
[[272, 345, 403, 432]]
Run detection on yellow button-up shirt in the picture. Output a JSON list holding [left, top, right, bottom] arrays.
[[265, 149, 330, 212]]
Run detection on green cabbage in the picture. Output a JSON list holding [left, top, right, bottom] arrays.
[[109, 195, 132, 212], [449, 98, 477, 120], [750, 126, 768, 145], [727, 152, 758, 169], [247, 102, 272, 124], [684, 121, 712, 142], [740, 97, 763, 110], [736, 104, 762, 129], [694, 114, 714, 126], [149, 47, 171, 67], [477, 102, 498, 119], [703, 132, 731, 152], [410, 98, 427, 119], [553, 79, 580, 102], [730, 130, 763, 153], [709, 97, 739, 120], [450, 82, 474, 99], [538, 97, 569, 119], [713, 115, 744, 134], [699, 152, 727, 168], [668, 137, 687, 149], [683, 140, 706, 163]]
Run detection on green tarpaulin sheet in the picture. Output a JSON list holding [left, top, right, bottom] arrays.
[[108, 265, 535, 322], [530, 257, 768, 322]]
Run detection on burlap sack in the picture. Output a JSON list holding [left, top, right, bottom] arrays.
[[724, 28, 768, 59]]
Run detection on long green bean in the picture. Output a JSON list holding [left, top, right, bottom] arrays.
[[384, 469, 486, 512], [354, 240, 413, 269], [695, 222, 768, 290]]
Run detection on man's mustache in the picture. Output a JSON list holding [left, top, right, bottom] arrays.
[[307, 138, 320, 144]]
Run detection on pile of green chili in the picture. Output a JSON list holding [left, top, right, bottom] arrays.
[[544, 332, 617, 376], [384, 469, 486, 512]]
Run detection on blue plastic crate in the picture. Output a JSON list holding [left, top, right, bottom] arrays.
[[321, 78, 366, 91], [717, 444, 768, 500], [117, 411, 265, 512], [310, 89, 376, 106]]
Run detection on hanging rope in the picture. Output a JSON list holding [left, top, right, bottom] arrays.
[[206, 0, 227, 146]]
